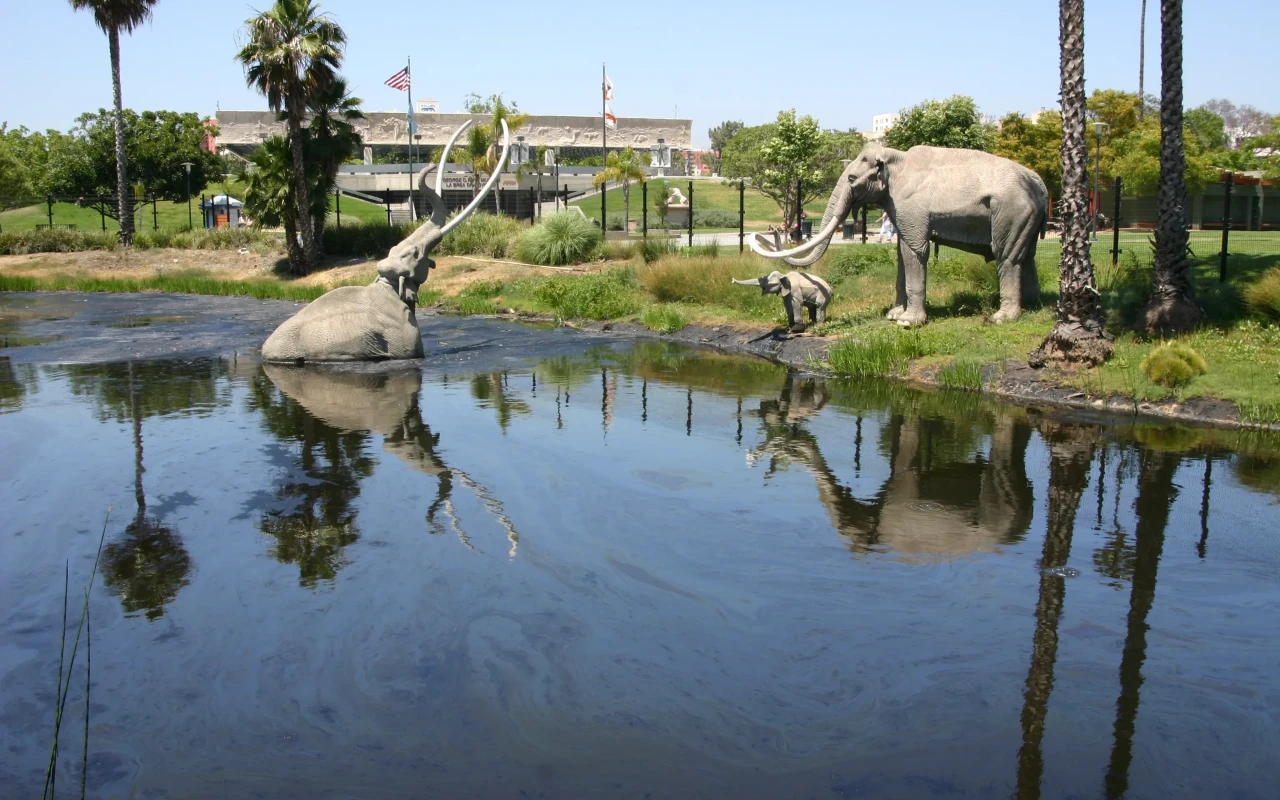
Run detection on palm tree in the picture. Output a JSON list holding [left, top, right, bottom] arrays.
[[69, 0, 159, 245], [1032, 0, 1114, 367], [244, 135, 306, 267], [593, 147, 647, 231], [1138, 0, 1147, 120], [308, 78, 364, 255], [236, 0, 345, 273], [465, 96, 527, 211], [1141, 0, 1202, 334]]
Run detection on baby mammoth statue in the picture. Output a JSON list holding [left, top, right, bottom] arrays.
[[732, 270, 832, 333]]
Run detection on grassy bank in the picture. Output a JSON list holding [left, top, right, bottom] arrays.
[[0, 270, 387, 303]]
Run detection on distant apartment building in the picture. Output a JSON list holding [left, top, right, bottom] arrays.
[[867, 113, 900, 141]]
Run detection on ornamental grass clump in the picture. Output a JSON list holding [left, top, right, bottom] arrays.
[[1244, 267, 1280, 321], [641, 304, 689, 333], [826, 326, 933, 377], [437, 212, 523, 259], [516, 212, 601, 266], [1140, 341, 1208, 387], [533, 268, 639, 320]]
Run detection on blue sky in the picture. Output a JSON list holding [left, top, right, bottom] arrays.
[[2, 0, 1276, 147]]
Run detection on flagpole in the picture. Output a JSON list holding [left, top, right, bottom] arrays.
[[407, 56, 415, 221], [601, 62, 607, 229]]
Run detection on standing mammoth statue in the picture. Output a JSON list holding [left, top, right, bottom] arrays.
[[749, 142, 1049, 327], [731, 270, 832, 333], [262, 120, 509, 362]]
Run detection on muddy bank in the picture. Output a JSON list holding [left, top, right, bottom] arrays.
[[565, 317, 1264, 431]]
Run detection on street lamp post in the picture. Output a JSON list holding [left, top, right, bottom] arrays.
[[1092, 122, 1108, 241], [181, 161, 194, 230]]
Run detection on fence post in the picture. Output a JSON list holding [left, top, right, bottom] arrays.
[[861, 206, 868, 244], [563, 183, 568, 213], [385, 189, 392, 226], [1111, 176, 1122, 266], [335, 188, 341, 228], [100, 200, 106, 232], [537, 174, 542, 221], [46, 196, 53, 228], [739, 180, 745, 253], [642, 181, 648, 238], [687, 181, 694, 247], [1220, 172, 1233, 282], [152, 196, 158, 231]]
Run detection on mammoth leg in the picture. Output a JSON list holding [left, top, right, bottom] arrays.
[[992, 203, 1040, 324], [887, 243, 908, 320], [897, 244, 929, 327], [786, 294, 807, 332]]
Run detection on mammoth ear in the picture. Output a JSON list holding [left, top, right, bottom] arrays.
[[779, 275, 792, 297]]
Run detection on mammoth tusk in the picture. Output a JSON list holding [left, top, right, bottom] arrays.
[[438, 119, 511, 240], [434, 120, 472, 197], [746, 213, 844, 260], [730, 278, 759, 285]]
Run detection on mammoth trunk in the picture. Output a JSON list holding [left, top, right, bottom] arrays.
[[784, 181, 853, 268]]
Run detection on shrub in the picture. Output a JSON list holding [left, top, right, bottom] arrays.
[[1141, 341, 1208, 387], [641, 304, 689, 333], [822, 244, 895, 285], [516, 212, 602, 266], [0, 228, 118, 255], [533, 268, 639, 320], [826, 326, 933, 377], [639, 236, 679, 263], [693, 208, 739, 229], [437, 212, 523, 259], [606, 213, 628, 231], [639, 256, 779, 318], [454, 295, 499, 315], [600, 240, 637, 261], [1244, 267, 1280, 320], [460, 279, 505, 298], [323, 222, 413, 257]]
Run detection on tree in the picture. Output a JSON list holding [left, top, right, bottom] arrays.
[[593, 146, 646, 227], [237, 0, 346, 273], [649, 177, 671, 226], [0, 124, 50, 209], [1087, 89, 1150, 141], [1249, 117, 1280, 182], [705, 119, 744, 173], [1184, 107, 1227, 152], [1110, 118, 1216, 195], [1142, 0, 1202, 334], [69, 0, 159, 245], [1199, 99, 1274, 148], [1031, 0, 1113, 367], [995, 111, 1064, 196], [52, 109, 220, 203], [244, 135, 309, 267], [816, 128, 866, 188], [883, 95, 995, 151], [307, 78, 364, 254], [461, 94, 528, 201]]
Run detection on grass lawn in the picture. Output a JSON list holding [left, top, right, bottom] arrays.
[[0, 180, 389, 233], [569, 180, 876, 228]]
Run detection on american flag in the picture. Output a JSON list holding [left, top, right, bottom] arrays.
[[385, 66, 410, 91]]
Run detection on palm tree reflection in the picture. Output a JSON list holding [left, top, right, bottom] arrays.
[[1015, 422, 1096, 798]]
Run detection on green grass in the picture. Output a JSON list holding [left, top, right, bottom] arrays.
[[532, 268, 640, 321], [937, 359, 984, 391], [516, 211, 602, 266], [826, 326, 935, 377], [0, 179, 389, 233], [641, 304, 689, 333], [0, 270, 370, 302], [570, 179, 848, 227]]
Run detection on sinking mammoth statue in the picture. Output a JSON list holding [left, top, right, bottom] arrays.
[[749, 142, 1049, 327], [262, 120, 510, 362]]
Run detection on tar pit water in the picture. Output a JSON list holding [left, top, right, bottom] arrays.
[[2, 341, 1279, 799]]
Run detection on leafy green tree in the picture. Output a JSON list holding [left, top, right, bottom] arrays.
[[994, 111, 1064, 195], [705, 119, 744, 173], [52, 109, 220, 202], [1184, 107, 1227, 152], [1199, 99, 1274, 148], [1111, 119, 1217, 195], [884, 95, 995, 151], [244, 135, 315, 267], [592, 146, 647, 226], [759, 111, 826, 230], [649, 177, 671, 226], [461, 94, 528, 199], [237, 0, 346, 273], [69, 0, 159, 244], [1086, 89, 1151, 141], [0, 125, 46, 209], [1250, 116, 1280, 182], [817, 128, 866, 188]]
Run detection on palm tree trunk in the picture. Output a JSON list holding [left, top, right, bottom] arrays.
[[623, 181, 630, 231], [1138, 0, 1147, 119], [1141, 0, 1202, 334], [1031, 0, 1114, 368], [286, 108, 316, 274], [109, 26, 133, 245]]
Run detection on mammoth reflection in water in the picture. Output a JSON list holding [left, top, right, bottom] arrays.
[[748, 375, 1035, 557], [261, 364, 520, 559]]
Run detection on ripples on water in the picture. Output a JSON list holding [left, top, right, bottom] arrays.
[[1, 343, 1279, 799]]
